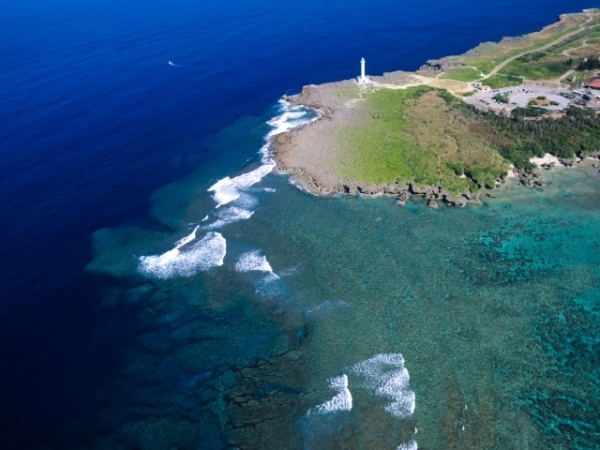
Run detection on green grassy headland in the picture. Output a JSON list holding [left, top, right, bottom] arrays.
[[328, 83, 600, 193], [333, 87, 506, 192], [300, 11, 600, 195]]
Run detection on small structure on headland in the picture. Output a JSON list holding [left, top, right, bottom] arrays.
[[357, 57, 370, 85]]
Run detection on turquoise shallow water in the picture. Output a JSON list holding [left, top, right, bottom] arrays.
[[87, 111, 600, 449]]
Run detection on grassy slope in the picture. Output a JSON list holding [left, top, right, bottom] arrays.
[[464, 14, 587, 75], [442, 67, 482, 82], [481, 75, 524, 89], [335, 86, 441, 186], [499, 51, 571, 79], [497, 26, 600, 80], [334, 87, 506, 192], [440, 12, 595, 83]]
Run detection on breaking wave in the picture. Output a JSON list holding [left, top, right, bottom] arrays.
[[352, 353, 415, 418], [138, 101, 318, 279], [208, 100, 318, 208], [206, 206, 254, 229], [235, 250, 275, 273], [138, 231, 226, 279], [310, 374, 353, 414], [208, 164, 275, 208]]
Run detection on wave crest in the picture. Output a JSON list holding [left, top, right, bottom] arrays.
[[138, 231, 226, 279], [352, 353, 415, 418]]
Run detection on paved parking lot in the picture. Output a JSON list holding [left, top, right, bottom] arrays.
[[464, 85, 595, 114]]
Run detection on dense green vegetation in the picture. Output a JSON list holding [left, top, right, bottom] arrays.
[[334, 82, 600, 193], [325, 12, 600, 194], [493, 94, 510, 104], [460, 104, 600, 170], [576, 55, 600, 71], [482, 75, 523, 89], [500, 52, 573, 79], [511, 106, 545, 118]]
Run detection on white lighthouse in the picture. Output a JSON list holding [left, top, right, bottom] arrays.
[[358, 57, 369, 84]]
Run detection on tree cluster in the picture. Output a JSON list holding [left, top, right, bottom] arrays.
[[455, 101, 600, 170], [576, 55, 600, 71]]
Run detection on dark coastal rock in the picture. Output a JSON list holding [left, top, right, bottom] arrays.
[[396, 190, 410, 207], [408, 182, 434, 197], [448, 198, 467, 207], [212, 349, 310, 449], [443, 195, 467, 207], [405, 182, 481, 207], [588, 151, 600, 159], [510, 165, 537, 186], [558, 157, 574, 167], [462, 191, 479, 201], [282, 86, 334, 120]]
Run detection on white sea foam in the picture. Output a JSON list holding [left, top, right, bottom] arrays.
[[206, 100, 318, 210], [396, 441, 418, 450], [307, 300, 348, 316], [352, 353, 415, 418], [206, 206, 254, 229], [266, 101, 318, 138], [311, 374, 353, 414], [235, 251, 274, 273], [208, 163, 275, 207], [259, 100, 320, 164], [174, 226, 199, 248], [138, 232, 226, 279]]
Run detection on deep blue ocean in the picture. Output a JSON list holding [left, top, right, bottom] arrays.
[[1, 0, 598, 448]]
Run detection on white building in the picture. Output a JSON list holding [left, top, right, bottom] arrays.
[[358, 57, 369, 84]]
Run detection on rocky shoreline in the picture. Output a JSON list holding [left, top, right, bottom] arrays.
[[272, 69, 590, 207]]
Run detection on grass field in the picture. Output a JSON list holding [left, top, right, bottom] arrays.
[[335, 86, 441, 187], [442, 67, 482, 82], [481, 75, 523, 89], [334, 88, 507, 192], [499, 52, 572, 79], [459, 13, 590, 76]]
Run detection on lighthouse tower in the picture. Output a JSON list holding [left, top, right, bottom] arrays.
[[358, 57, 369, 84]]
